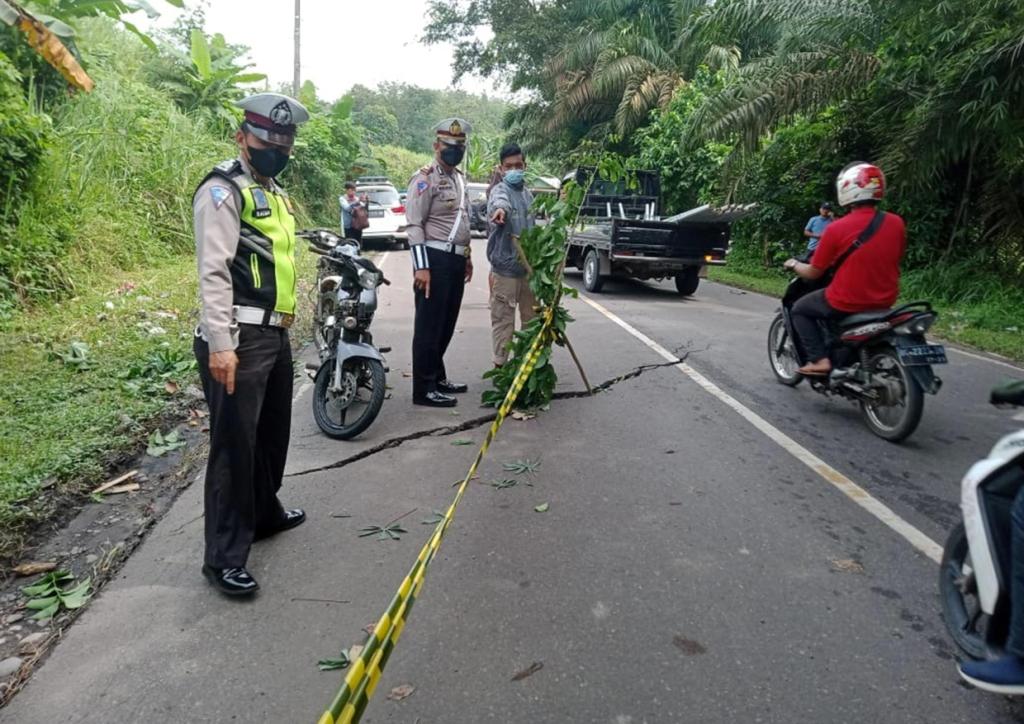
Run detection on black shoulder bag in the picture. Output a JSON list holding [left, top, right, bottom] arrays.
[[822, 209, 886, 286]]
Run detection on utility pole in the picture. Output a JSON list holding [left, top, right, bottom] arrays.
[[292, 0, 300, 97]]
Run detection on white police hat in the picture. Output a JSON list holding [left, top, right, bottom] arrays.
[[434, 117, 472, 145], [236, 93, 310, 145]]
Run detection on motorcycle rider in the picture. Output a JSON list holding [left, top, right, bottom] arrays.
[[783, 162, 906, 376]]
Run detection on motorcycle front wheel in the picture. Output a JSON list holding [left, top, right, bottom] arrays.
[[858, 345, 924, 442], [767, 314, 803, 386], [313, 357, 386, 440], [939, 522, 993, 660]]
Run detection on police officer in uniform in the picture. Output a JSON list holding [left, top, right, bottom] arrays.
[[406, 118, 474, 407], [192, 93, 309, 596]]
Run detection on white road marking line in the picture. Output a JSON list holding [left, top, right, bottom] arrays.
[[947, 345, 1024, 372], [579, 294, 944, 564]]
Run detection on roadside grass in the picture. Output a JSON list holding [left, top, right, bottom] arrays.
[[0, 250, 318, 560], [709, 265, 1024, 363]]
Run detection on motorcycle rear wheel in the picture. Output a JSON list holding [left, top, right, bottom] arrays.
[[767, 314, 803, 386], [939, 522, 993, 660], [313, 357, 386, 440], [859, 345, 923, 442]]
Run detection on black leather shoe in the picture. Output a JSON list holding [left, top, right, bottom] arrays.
[[413, 390, 457, 407], [202, 565, 259, 597], [437, 379, 468, 394], [255, 508, 306, 541]]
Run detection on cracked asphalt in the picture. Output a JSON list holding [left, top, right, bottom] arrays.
[[5, 245, 1024, 724]]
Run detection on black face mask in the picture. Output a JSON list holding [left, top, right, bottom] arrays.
[[247, 145, 290, 178], [439, 145, 465, 167]]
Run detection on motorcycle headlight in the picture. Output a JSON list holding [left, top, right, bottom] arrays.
[[342, 316, 359, 330], [357, 267, 380, 290]]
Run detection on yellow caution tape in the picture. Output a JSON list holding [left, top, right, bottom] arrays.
[[318, 306, 556, 724]]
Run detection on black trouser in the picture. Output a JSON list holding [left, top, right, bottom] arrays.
[[347, 227, 363, 243], [194, 325, 292, 568], [412, 246, 466, 398], [791, 288, 842, 362]]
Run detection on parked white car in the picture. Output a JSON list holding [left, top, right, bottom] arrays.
[[354, 180, 408, 249]]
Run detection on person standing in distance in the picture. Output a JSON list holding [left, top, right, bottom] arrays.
[[340, 181, 367, 243], [192, 93, 309, 597], [405, 117, 474, 407], [487, 143, 537, 367]]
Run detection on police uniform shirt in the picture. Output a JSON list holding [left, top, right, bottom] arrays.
[[405, 165, 471, 268], [194, 157, 287, 353]]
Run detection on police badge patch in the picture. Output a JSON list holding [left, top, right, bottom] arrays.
[[209, 185, 231, 209], [269, 101, 293, 126], [416, 180, 429, 195]]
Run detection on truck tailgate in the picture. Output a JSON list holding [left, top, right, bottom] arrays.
[[612, 219, 728, 260]]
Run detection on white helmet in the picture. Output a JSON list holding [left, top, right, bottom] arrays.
[[836, 162, 886, 206]]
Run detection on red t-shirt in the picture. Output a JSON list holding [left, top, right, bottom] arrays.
[[810, 206, 906, 313]]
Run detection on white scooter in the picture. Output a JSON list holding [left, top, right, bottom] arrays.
[[940, 380, 1024, 659]]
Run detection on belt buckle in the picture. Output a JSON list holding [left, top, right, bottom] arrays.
[[280, 314, 294, 328]]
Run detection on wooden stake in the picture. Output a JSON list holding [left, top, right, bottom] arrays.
[[557, 331, 593, 395], [91, 469, 138, 496]]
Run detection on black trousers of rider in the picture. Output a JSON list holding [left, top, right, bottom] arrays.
[[791, 288, 843, 362], [1007, 486, 1024, 656], [412, 246, 466, 399], [194, 325, 292, 569]]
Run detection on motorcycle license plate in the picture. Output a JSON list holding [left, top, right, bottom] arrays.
[[898, 344, 947, 365], [368, 209, 385, 218]]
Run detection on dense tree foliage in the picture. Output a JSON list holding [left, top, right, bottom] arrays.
[[347, 81, 509, 153]]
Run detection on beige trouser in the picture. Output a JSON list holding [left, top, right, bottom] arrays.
[[490, 272, 538, 366]]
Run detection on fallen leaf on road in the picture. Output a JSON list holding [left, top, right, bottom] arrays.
[[534, 503, 549, 513], [362, 623, 376, 635], [12, 561, 57, 577], [672, 636, 707, 655], [830, 558, 865, 574], [387, 684, 415, 701], [451, 439, 473, 446], [348, 644, 364, 660], [164, 380, 179, 394], [317, 651, 350, 671], [401, 371, 412, 378], [511, 662, 544, 681], [510, 410, 536, 421]]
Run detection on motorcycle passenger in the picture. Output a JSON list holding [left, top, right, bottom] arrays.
[[783, 162, 906, 376]]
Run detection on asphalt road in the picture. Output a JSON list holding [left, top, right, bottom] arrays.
[[5, 246, 1024, 724]]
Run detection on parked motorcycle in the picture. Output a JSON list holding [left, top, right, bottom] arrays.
[[940, 380, 1024, 660], [299, 229, 390, 439], [767, 277, 946, 442]]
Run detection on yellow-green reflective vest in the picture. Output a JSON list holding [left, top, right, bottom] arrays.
[[197, 159, 297, 315]]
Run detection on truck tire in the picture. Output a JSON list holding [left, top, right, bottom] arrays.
[[675, 267, 700, 295], [583, 249, 605, 293]]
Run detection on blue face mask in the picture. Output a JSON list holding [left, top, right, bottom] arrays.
[[504, 169, 525, 187]]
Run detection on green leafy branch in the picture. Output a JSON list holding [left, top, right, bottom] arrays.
[[482, 156, 632, 409], [21, 569, 92, 620]]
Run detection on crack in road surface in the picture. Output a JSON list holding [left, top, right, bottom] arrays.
[[288, 353, 690, 478]]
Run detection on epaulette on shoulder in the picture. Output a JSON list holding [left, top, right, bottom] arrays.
[[213, 159, 242, 176]]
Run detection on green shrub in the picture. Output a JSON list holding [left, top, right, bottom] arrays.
[[0, 51, 52, 311]]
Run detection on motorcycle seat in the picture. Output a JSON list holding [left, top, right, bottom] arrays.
[[838, 309, 893, 328]]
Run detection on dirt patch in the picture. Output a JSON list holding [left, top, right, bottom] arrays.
[[0, 418, 208, 708]]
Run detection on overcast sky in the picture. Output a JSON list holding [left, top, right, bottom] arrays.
[[137, 0, 502, 101]]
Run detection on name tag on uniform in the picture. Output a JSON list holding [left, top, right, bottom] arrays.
[[251, 188, 272, 218]]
